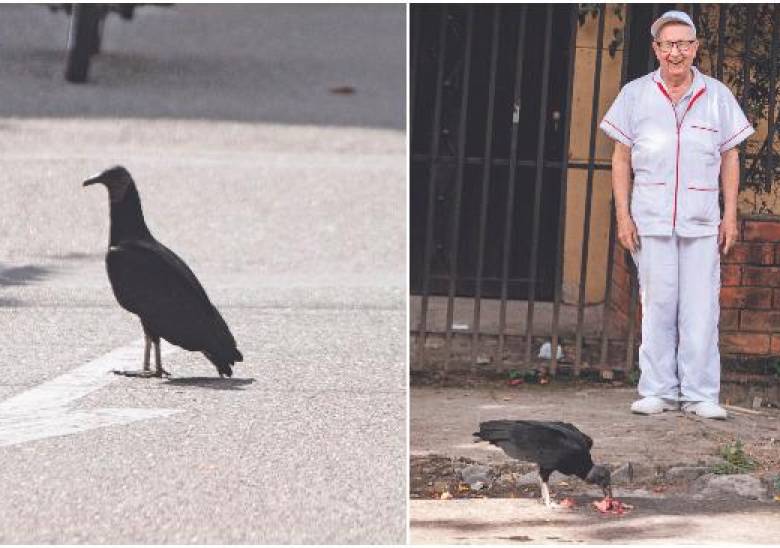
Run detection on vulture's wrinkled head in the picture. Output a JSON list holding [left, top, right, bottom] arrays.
[[586, 464, 612, 496], [83, 165, 135, 202]]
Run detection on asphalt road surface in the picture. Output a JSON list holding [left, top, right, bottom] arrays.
[[0, 4, 406, 544]]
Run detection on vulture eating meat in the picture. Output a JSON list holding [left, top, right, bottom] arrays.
[[84, 165, 243, 378], [474, 420, 612, 508]]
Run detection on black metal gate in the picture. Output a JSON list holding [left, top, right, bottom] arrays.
[[411, 3, 581, 373], [410, 4, 573, 301]]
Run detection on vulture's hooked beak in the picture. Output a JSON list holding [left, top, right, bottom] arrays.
[[82, 174, 103, 187]]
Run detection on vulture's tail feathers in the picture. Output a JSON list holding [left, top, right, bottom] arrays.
[[217, 362, 233, 378], [204, 350, 237, 378], [206, 305, 242, 371]]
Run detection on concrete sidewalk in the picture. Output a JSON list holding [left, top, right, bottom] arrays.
[[411, 497, 780, 545], [412, 385, 780, 467], [411, 384, 780, 544]]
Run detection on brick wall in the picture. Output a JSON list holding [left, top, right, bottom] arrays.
[[720, 217, 780, 358], [607, 241, 640, 337], [607, 216, 780, 361]]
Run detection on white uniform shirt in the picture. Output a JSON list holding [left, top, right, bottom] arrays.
[[600, 67, 754, 237]]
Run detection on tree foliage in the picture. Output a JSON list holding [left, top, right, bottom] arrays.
[[696, 4, 779, 203]]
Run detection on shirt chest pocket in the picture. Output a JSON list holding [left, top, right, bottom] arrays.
[[683, 117, 720, 162]]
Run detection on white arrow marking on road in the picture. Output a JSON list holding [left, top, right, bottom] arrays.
[[0, 339, 181, 447]]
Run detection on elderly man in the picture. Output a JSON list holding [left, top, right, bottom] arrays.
[[600, 11, 754, 420]]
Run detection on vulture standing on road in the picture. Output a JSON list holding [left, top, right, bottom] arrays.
[[84, 165, 243, 378], [473, 420, 612, 508]]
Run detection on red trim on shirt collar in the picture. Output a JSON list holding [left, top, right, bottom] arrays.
[[653, 69, 706, 104], [656, 81, 673, 102], [685, 88, 706, 113]]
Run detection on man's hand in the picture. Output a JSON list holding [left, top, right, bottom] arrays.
[[719, 148, 740, 256], [719, 215, 738, 255], [610, 142, 637, 253], [617, 214, 640, 254]]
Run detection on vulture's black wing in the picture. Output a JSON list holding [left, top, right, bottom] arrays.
[[544, 421, 594, 450], [474, 420, 591, 470], [106, 240, 241, 373]]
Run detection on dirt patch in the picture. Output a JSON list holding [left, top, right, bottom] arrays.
[[411, 455, 540, 500], [410, 454, 701, 502], [410, 385, 780, 505]]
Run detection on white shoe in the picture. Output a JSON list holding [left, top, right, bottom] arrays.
[[631, 396, 678, 415], [682, 401, 728, 420]]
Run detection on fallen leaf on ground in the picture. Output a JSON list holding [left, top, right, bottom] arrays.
[[592, 496, 634, 515], [440, 491, 453, 500]]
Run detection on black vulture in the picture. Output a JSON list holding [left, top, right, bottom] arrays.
[[83, 166, 243, 378], [473, 420, 611, 508]]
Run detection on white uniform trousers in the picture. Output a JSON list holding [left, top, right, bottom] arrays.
[[631, 234, 721, 403]]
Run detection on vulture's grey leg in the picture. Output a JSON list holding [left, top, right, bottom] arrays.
[[143, 334, 151, 372], [153, 338, 170, 377], [540, 478, 552, 508], [113, 332, 166, 378]]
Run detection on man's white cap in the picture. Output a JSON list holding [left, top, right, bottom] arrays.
[[650, 10, 696, 39]]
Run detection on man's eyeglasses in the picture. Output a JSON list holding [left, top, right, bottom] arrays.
[[654, 40, 697, 53]]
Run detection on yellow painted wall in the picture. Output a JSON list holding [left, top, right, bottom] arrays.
[[563, 6, 626, 304]]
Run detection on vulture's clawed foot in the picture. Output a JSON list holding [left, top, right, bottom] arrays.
[[538, 499, 563, 510], [113, 369, 157, 378], [113, 369, 170, 378]]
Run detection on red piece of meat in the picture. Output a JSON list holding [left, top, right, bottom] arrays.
[[592, 496, 633, 515], [559, 497, 576, 508]]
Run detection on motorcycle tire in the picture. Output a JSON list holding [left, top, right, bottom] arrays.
[[64, 4, 101, 83]]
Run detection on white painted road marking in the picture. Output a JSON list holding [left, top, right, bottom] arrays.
[[0, 339, 181, 447]]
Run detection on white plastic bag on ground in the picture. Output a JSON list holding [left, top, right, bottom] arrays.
[[538, 341, 564, 360]]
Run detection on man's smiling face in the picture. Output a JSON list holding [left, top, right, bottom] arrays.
[[653, 22, 698, 80]]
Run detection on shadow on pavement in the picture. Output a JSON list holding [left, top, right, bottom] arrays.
[[495, 535, 533, 542], [45, 252, 102, 261], [413, 493, 780, 544], [163, 377, 255, 390], [0, 264, 53, 286], [411, 518, 571, 532]]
